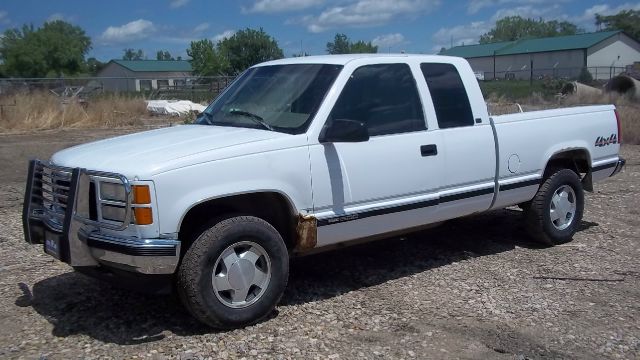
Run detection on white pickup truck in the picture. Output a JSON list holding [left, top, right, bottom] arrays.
[[23, 54, 625, 328]]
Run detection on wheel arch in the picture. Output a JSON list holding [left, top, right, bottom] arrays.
[[542, 147, 593, 191], [177, 190, 299, 254]]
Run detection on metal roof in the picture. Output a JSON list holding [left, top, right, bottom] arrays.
[[440, 30, 623, 58], [439, 41, 516, 58], [110, 60, 192, 72]]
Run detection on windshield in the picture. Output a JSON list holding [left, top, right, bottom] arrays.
[[197, 64, 343, 134]]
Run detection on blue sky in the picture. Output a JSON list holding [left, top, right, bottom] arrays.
[[0, 0, 638, 61]]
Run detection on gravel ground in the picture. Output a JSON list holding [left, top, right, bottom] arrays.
[[0, 129, 639, 359]]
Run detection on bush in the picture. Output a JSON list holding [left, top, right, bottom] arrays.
[[578, 67, 593, 84]]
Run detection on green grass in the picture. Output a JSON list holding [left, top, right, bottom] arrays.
[[479, 80, 554, 101]]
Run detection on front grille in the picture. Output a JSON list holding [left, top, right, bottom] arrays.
[[31, 163, 73, 231]]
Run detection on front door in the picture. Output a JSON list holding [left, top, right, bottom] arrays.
[[308, 63, 443, 247]]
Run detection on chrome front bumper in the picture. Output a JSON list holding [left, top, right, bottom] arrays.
[[22, 160, 180, 275]]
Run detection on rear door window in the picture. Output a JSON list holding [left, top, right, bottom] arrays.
[[420, 63, 474, 129]]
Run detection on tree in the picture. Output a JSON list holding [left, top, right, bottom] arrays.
[[218, 28, 284, 74], [122, 48, 144, 60], [596, 10, 640, 40], [479, 16, 581, 44], [326, 33, 378, 54], [349, 40, 378, 54], [326, 33, 351, 54], [0, 20, 91, 77], [186, 39, 229, 76], [578, 67, 593, 84], [85, 57, 105, 75], [156, 50, 174, 60]]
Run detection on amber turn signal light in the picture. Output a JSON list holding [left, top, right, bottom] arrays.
[[132, 185, 151, 204], [134, 207, 153, 225]]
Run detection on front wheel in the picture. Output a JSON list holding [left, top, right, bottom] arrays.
[[177, 216, 289, 329], [524, 169, 584, 245]]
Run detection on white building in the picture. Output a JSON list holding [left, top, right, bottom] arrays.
[[440, 31, 640, 80]]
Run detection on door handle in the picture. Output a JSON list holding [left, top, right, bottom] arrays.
[[420, 144, 438, 157]]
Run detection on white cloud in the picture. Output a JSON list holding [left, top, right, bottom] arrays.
[[213, 29, 236, 43], [246, 0, 325, 13], [571, 2, 640, 29], [490, 4, 560, 21], [46, 13, 67, 22], [431, 21, 492, 52], [169, 0, 190, 8], [432, 1, 639, 54], [371, 33, 406, 49], [0, 10, 9, 25], [466, 0, 567, 14], [193, 22, 210, 33], [101, 19, 156, 43], [299, 0, 441, 33], [432, 2, 566, 53]]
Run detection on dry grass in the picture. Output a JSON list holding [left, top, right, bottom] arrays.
[[2, 90, 638, 144], [561, 93, 640, 145], [487, 92, 640, 145], [0, 92, 147, 132]]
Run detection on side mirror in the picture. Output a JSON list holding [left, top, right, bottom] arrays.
[[319, 119, 369, 143]]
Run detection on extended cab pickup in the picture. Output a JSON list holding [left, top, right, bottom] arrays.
[[23, 54, 625, 328]]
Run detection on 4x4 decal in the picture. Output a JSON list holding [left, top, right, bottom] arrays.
[[595, 134, 618, 147]]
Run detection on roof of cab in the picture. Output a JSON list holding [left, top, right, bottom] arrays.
[[255, 53, 461, 67]]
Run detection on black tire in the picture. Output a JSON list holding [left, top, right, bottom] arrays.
[[524, 169, 584, 245], [177, 216, 289, 329]]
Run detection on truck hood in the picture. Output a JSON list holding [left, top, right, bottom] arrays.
[[51, 125, 289, 178]]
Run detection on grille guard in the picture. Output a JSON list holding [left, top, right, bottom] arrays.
[[23, 159, 133, 266]]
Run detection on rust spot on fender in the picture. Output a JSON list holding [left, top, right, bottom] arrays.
[[295, 214, 317, 251]]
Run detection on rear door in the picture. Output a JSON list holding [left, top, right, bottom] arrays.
[[419, 62, 496, 220]]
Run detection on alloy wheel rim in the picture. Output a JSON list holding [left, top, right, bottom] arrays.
[[549, 185, 577, 231], [211, 240, 271, 309]]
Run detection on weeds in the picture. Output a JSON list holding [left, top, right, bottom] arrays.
[[0, 92, 146, 132]]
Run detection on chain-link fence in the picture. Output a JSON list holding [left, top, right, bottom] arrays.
[[0, 76, 237, 103], [478, 66, 627, 81]]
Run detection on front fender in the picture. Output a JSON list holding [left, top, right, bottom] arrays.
[[151, 149, 313, 235]]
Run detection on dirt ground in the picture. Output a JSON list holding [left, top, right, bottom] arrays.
[[0, 128, 638, 359]]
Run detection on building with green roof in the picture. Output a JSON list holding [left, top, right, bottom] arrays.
[[97, 60, 193, 92], [440, 31, 640, 80]]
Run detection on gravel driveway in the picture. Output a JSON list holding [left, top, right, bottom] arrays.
[[1, 129, 638, 359]]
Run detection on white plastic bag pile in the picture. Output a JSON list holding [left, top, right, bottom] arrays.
[[146, 100, 206, 116]]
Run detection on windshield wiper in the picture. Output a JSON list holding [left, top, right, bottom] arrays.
[[228, 109, 275, 131], [198, 111, 214, 125]]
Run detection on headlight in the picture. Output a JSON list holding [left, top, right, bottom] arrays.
[[100, 182, 126, 202], [96, 181, 154, 225], [101, 205, 127, 222]]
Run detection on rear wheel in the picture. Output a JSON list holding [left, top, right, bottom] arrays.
[[177, 216, 289, 329], [524, 169, 584, 245]]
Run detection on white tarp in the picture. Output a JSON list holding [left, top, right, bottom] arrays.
[[146, 100, 206, 116]]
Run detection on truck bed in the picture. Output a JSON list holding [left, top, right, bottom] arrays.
[[490, 104, 620, 209]]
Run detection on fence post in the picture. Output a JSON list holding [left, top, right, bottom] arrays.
[[529, 57, 533, 87]]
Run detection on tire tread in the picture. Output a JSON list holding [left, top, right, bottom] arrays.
[[177, 216, 287, 329]]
